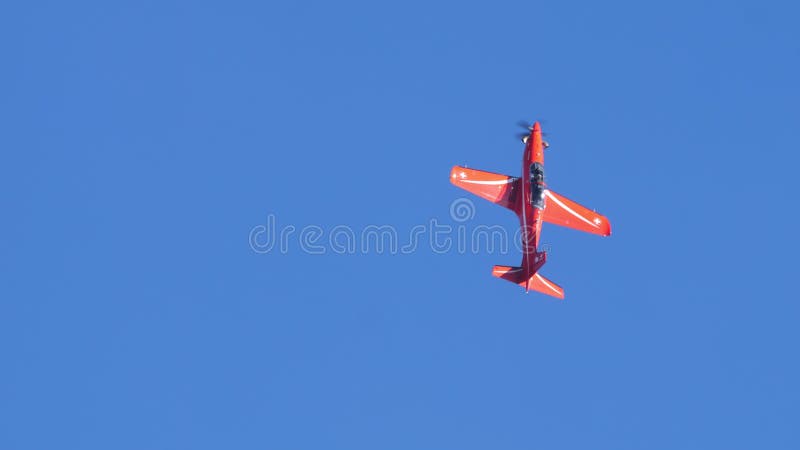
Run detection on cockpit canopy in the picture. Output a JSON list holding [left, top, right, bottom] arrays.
[[530, 163, 544, 183], [530, 163, 545, 209]]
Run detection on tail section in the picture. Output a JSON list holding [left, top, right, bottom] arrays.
[[491, 252, 565, 299]]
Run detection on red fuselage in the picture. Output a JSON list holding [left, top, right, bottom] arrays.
[[517, 122, 546, 281]]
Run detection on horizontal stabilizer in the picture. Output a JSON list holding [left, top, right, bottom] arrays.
[[491, 252, 563, 299], [527, 272, 565, 299], [492, 265, 526, 284]]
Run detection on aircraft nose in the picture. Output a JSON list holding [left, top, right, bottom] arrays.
[[533, 122, 541, 132]]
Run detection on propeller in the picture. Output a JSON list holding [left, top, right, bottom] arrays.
[[516, 120, 549, 143], [517, 120, 548, 133], [517, 120, 534, 131]]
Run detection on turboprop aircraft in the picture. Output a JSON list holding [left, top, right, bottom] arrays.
[[449, 121, 611, 299]]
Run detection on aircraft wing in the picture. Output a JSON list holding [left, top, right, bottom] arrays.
[[450, 166, 520, 211], [543, 190, 611, 236]]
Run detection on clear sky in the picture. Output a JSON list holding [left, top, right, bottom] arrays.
[[3, 1, 799, 449]]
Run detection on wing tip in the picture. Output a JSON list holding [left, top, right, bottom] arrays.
[[602, 220, 612, 236], [449, 165, 463, 184]]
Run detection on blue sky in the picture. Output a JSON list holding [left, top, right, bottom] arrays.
[[3, 1, 799, 448]]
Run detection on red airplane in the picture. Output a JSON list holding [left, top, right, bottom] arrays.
[[449, 121, 611, 299]]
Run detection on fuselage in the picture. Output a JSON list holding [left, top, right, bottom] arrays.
[[518, 122, 546, 280]]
